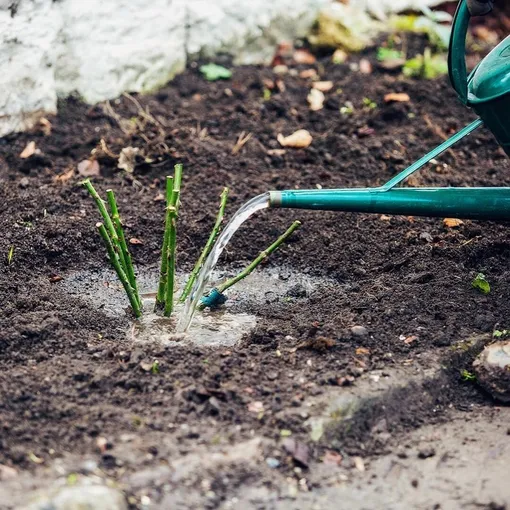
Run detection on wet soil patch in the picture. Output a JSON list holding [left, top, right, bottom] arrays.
[[1, 39, 509, 506]]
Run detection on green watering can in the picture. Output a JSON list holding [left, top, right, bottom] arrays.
[[269, 0, 510, 220]]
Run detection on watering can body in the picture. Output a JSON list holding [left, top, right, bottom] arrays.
[[450, 0, 510, 154]]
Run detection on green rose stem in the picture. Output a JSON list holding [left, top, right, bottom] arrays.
[[198, 220, 301, 310], [179, 186, 229, 303], [106, 189, 140, 308], [96, 222, 141, 318]]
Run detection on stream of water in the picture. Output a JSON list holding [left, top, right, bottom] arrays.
[[177, 192, 270, 332]]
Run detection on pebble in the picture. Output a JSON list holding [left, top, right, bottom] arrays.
[[266, 457, 280, 469], [417, 447, 436, 459], [351, 325, 368, 337], [473, 341, 510, 402]]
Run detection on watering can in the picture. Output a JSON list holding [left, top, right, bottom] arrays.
[[269, 0, 510, 220]]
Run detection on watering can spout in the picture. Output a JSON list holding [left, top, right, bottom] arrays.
[[269, 187, 510, 221]]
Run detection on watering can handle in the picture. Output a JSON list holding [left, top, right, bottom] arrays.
[[448, 0, 494, 105], [448, 0, 471, 105]]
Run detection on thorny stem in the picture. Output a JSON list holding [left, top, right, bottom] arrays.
[[163, 164, 183, 317], [96, 222, 141, 318], [198, 220, 301, 310], [155, 176, 174, 309], [179, 187, 229, 303], [106, 189, 140, 308]]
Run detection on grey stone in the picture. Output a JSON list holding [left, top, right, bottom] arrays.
[[20, 484, 127, 510], [473, 341, 510, 402], [351, 325, 368, 337]]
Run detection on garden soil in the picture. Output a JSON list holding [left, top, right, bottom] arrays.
[[1, 39, 510, 508]]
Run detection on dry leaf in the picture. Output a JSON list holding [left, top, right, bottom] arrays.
[[313, 81, 334, 92], [332, 49, 347, 64], [323, 450, 343, 466], [293, 49, 316, 65], [307, 88, 325, 111], [443, 218, 464, 228], [153, 193, 165, 202], [359, 59, 372, 74], [129, 238, 143, 245], [299, 68, 318, 79], [39, 117, 52, 136], [54, 168, 74, 183], [356, 347, 370, 356], [19, 141, 38, 159], [248, 401, 264, 413], [404, 335, 418, 345], [277, 129, 312, 149], [77, 159, 100, 177], [118, 147, 140, 173], [384, 92, 410, 103]]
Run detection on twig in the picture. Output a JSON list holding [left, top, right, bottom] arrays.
[[106, 189, 140, 307], [199, 220, 301, 309], [155, 176, 174, 310], [164, 164, 183, 316], [232, 132, 252, 155], [97, 222, 141, 318], [179, 187, 229, 303]]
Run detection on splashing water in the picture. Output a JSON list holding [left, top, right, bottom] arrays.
[[177, 193, 270, 332]]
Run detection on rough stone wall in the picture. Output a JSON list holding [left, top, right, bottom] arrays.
[[0, 0, 445, 136]]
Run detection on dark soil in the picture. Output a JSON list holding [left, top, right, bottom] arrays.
[[1, 38, 509, 507]]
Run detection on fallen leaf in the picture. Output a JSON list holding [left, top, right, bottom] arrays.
[[359, 59, 372, 74], [54, 168, 75, 183], [323, 450, 342, 466], [356, 347, 370, 356], [384, 92, 410, 103], [353, 456, 365, 472], [267, 149, 286, 156], [299, 68, 318, 79], [77, 159, 100, 177], [282, 438, 310, 467], [118, 147, 140, 173], [19, 141, 38, 159], [404, 335, 418, 345], [313, 81, 334, 92], [277, 130, 312, 149], [38, 117, 52, 136], [293, 49, 316, 65], [129, 238, 143, 245], [248, 401, 264, 413], [443, 218, 464, 228], [332, 49, 347, 64], [307, 88, 325, 111], [153, 193, 165, 202]]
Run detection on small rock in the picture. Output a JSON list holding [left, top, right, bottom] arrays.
[[351, 325, 368, 337], [19, 177, 29, 188], [266, 457, 280, 469], [267, 371, 278, 381], [417, 447, 436, 459], [473, 341, 510, 402], [22, 484, 127, 510]]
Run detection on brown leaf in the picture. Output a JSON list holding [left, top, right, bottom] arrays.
[[248, 401, 264, 413], [118, 147, 140, 173], [384, 92, 410, 103], [129, 238, 143, 245], [313, 81, 334, 92], [359, 59, 372, 74], [38, 117, 52, 136], [443, 218, 464, 228], [19, 141, 38, 159], [356, 347, 370, 356], [282, 438, 310, 468], [77, 159, 100, 177], [307, 88, 325, 111], [54, 168, 75, 183], [293, 49, 316, 65], [277, 129, 312, 149], [48, 275, 64, 283], [323, 450, 343, 466], [299, 68, 318, 79]]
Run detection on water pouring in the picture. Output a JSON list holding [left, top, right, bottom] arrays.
[[181, 0, 510, 330]]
